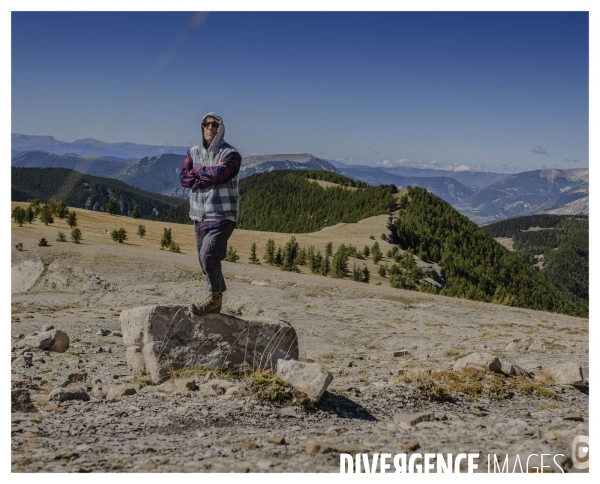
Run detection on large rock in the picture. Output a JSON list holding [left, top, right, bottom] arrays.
[[22, 329, 69, 353], [47, 387, 90, 403], [542, 362, 584, 386], [276, 359, 333, 402], [499, 359, 533, 378], [120, 305, 299, 384], [453, 353, 501, 373]]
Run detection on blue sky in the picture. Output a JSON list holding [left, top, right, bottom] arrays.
[[11, 11, 589, 173]]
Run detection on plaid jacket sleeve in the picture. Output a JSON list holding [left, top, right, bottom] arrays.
[[179, 151, 241, 190]]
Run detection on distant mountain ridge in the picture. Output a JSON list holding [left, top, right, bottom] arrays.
[[11, 151, 133, 175], [12, 133, 189, 159], [239, 153, 339, 178]]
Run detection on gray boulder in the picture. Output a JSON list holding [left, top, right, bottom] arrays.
[[22, 329, 69, 353], [542, 362, 584, 387], [453, 353, 501, 372], [120, 305, 299, 383], [47, 387, 90, 403], [277, 359, 333, 402], [499, 359, 533, 378]]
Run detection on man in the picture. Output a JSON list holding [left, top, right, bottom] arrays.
[[179, 112, 242, 315]]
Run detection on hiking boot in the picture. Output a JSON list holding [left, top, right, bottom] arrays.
[[189, 292, 222, 316]]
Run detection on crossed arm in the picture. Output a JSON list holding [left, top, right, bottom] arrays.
[[179, 151, 242, 189]]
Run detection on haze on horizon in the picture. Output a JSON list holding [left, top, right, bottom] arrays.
[[11, 11, 589, 174]]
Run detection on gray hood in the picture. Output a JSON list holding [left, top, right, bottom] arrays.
[[201, 112, 225, 155]]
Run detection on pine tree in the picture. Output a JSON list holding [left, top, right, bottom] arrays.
[[56, 201, 69, 219], [378, 263, 388, 277], [67, 212, 77, 229], [12, 206, 26, 226], [331, 245, 349, 279], [352, 263, 361, 281], [25, 206, 34, 223], [361, 265, 370, 283], [275, 247, 283, 266], [264, 239, 276, 265], [320, 254, 331, 276], [111, 228, 127, 243], [160, 228, 172, 248], [371, 241, 382, 263], [225, 246, 239, 262], [249, 242, 260, 264], [131, 205, 141, 218], [56, 231, 66, 242], [106, 199, 118, 215], [39, 205, 54, 226], [363, 245, 370, 257], [137, 225, 146, 238], [281, 236, 300, 272], [325, 242, 333, 257], [71, 228, 82, 243]]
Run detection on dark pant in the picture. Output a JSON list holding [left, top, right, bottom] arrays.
[[195, 221, 235, 293]]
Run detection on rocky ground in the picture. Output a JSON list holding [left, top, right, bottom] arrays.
[[11, 215, 589, 473]]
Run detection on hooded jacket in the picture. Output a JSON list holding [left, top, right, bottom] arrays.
[[183, 112, 241, 222]]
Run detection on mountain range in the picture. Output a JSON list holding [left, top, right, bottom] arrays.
[[11, 134, 588, 224]]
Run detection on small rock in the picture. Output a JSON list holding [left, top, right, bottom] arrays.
[[256, 460, 273, 469], [305, 441, 363, 456], [277, 359, 333, 403], [105, 385, 137, 402], [96, 329, 111, 336], [204, 372, 214, 382], [11, 355, 32, 368], [234, 442, 262, 450], [397, 440, 420, 452], [393, 412, 434, 427], [266, 436, 286, 445], [505, 341, 519, 352], [68, 371, 88, 383], [11, 388, 33, 412], [41, 324, 54, 332], [91, 383, 107, 399], [342, 358, 354, 368], [112, 331, 122, 337], [381, 350, 410, 358], [529, 342, 546, 352], [47, 387, 90, 403], [174, 377, 198, 392], [434, 412, 447, 421], [453, 353, 501, 372], [563, 412, 584, 421]]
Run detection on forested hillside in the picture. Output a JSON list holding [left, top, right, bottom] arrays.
[[484, 215, 588, 312], [393, 186, 586, 317], [147, 170, 396, 232], [11, 167, 182, 218]]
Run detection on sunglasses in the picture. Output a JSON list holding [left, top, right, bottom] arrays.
[[202, 121, 220, 129]]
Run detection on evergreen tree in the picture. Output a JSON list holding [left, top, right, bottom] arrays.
[[275, 246, 283, 266], [225, 246, 239, 262], [264, 239, 276, 265], [160, 228, 172, 248], [311, 249, 323, 274], [371, 241, 382, 263], [106, 199, 118, 215], [363, 245, 370, 257], [39, 205, 54, 226], [331, 244, 349, 278], [137, 224, 146, 238], [25, 206, 34, 223], [28, 198, 41, 216], [71, 228, 82, 243], [281, 236, 300, 272], [320, 254, 331, 276], [131, 205, 141, 218], [56, 201, 69, 219], [111, 228, 127, 243], [67, 212, 77, 229], [351, 263, 361, 281], [361, 265, 370, 283], [249, 242, 260, 264], [169, 241, 181, 253], [295, 247, 307, 266], [325, 242, 333, 257], [56, 231, 67, 242], [306, 246, 316, 271], [38, 238, 48, 247], [12, 206, 26, 226], [378, 263, 388, 277]]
